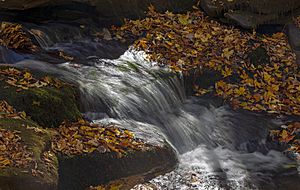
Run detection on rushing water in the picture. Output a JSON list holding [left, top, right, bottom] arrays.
[[12, 43, 300, 189]]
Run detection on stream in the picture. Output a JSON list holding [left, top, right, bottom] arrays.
[[8, 39, 300, 190]]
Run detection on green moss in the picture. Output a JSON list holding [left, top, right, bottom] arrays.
[[127, 62, 140, 72], [0, 118, 58, 187], [0, 118, 53, 159], [0, 67, 81, 128], [117, 64, 131, 72], [117, 62, 140, 72]]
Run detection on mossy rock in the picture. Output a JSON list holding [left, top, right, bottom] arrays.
[[0, 118, 58, 190], [0, 66, 81, 128]]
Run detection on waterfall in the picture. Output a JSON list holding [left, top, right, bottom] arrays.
[[15, 46, 299, 189]]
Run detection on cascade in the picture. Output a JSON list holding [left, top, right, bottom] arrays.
[[15, 45, 299, 189]]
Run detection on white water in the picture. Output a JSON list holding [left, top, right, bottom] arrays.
[[15, 48, 300, 189]]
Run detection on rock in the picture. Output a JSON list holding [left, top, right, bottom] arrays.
[[58, 142, 177, 190], [0, 104, 178, 190], [0, 46, 33, 64], [295, 51, 300, 65], [248, 46, 270, 66], [0, 118, 58, 190], [57, 119, 178, 190], [0, 66, 81, 128], [0, 0, 197, 25], [287, 24, 300, 51], [287, 24, 300, 65], [224, 11, 279, 29], [200, 0, 300, 29]]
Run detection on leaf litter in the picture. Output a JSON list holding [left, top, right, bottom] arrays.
[[0, 22, 37, 51], [1, 100, 149, 179], [112, 6, 299, 116], [269, 122, 300, 160], [51, 119, 151, 157], [111, 5, 300, 161], [0, 67, 64, 90]]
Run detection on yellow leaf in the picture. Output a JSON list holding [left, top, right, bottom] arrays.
[[19, 111, 27, 119], [234, 87, 246, 96], [222, 48, 234, 59], [178, 14, 190, 25], [222, 67, 233, 77], [280, 130, 288, 140]]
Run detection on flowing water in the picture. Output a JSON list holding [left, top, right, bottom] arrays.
[[8, 40, 300, 189]]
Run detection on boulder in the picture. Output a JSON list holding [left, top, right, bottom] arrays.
[[57, 119, 178, 190], [287, 24, 300, 51], [0, 66, 81, 128], [200, 0, 300, 29], [287, 24, 300, 64], [0, 0, 197, 25], [58, 143, 177, 190], [0, 118, 58, 190]]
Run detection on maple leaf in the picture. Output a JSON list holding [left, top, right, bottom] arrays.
[[222, 48, 234, 59], [178, 14, 190, 25], [221, 66, 233, 77], [234, 87, 246, 96]]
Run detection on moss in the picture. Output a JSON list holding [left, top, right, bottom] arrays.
[[127, 62, 140, 72], [0, 118, 58, 189], [0, 67, 81, 128], [117, 62, 140, 72], [117, 64, 131, 72]]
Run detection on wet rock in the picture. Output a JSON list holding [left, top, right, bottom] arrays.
[[200, 0, 300, 29], [56, 120, 178, 190], [0, 66, 81, 128], [0, 46, 33, 64], [0, 118, 58, 190], [58, 143, 177, 190]]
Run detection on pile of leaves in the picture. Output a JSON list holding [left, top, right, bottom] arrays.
[[112, 6, 299, 116], [0, 22, 37, 51], [269, 122, 300, 160], [51, 120, 150, 157], [0, 100, 27, 119], [0, 129, 33, 168], [0, 67, 63, 90]]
